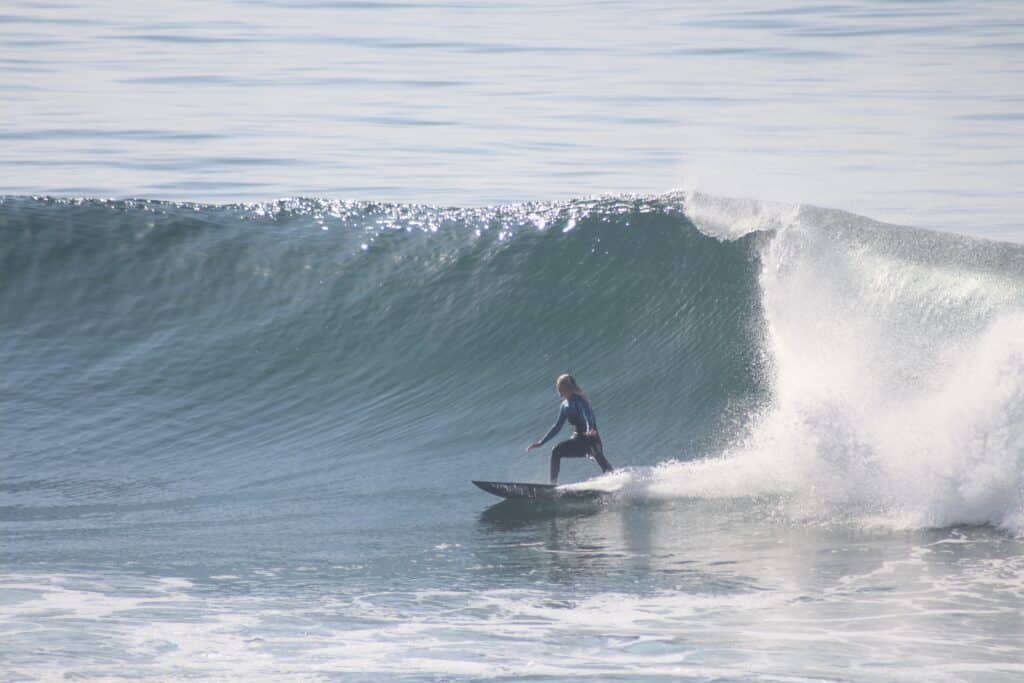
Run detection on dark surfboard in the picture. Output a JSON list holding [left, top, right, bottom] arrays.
[[472, 480, 605, 501]]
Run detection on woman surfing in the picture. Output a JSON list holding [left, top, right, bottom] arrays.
[[527, 374, 614, 484]]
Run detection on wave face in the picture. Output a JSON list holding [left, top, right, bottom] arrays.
[[2, 193, 1022, 533]]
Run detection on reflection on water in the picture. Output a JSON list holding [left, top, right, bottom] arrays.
[[478, 498, 606, 530], [475, 497, 782, 595], [473, 495, 1024, 611]]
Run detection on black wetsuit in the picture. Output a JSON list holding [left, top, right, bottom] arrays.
[[536, 393, 614, 483]]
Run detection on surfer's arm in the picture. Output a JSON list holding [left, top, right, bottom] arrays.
[[528, 406, 567, 450], [580, 400, 597, 435], [572, 395, 598, 436], [538, 408, 567, 446]]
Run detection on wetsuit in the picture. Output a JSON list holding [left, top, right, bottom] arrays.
[[537, 393, 614, 483]]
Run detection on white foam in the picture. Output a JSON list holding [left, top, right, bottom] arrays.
[[650, 199, 1024, 534], [3, 562, 1021, 682]]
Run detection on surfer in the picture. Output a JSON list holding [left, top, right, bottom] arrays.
[[527, 374, 614, 483]]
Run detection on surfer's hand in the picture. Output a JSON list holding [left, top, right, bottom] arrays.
[[526, 442, 540, 452], [585, 429, 598, 438]]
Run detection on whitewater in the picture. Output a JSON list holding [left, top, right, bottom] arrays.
[[2, 191, 1023, 681], [622, 193, 1024, 535]]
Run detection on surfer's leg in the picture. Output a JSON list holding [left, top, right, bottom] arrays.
[[590, 437, 614, 473], [550, 439, 587, 483]]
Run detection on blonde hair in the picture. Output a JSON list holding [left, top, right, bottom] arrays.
[[556, 373, 586, 399]]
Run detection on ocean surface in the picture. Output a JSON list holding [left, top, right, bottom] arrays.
[[3, 2, 1024, 682], [2, 1, 1024, 240]]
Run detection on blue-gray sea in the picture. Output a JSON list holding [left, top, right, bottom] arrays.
[[2, 2, 1023, 681]]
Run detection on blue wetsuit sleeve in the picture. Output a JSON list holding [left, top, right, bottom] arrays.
[[537, 404, 567, 446]]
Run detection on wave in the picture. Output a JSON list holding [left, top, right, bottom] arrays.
[[2, 192, 1022, 533]]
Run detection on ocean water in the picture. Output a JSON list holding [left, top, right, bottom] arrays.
[[3, 2, 1024, 682], [1, 1, 1023, 240]]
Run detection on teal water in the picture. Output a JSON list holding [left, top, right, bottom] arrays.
[[2, 193, 1023, 680]]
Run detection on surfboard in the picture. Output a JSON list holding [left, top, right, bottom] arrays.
[[472, 480, 604, 501]]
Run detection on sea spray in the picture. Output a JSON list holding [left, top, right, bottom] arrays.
[[639, 193, 1024, 534]]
